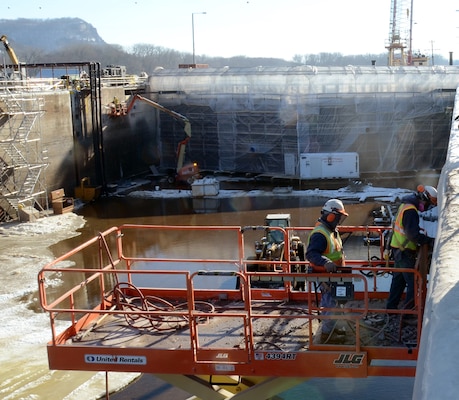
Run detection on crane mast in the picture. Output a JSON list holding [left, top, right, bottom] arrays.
[[386, 0, 411, 66]]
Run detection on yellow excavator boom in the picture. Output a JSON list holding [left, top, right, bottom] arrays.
[[126, 94, 193, 172], [0, 35, 20, 65]]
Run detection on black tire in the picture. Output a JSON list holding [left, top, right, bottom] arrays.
[[246, 255, 258, 272]]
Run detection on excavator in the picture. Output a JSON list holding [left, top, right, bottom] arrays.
[[117, 94, 200, 184], [0, 34, 23, 79], [0, 35, 19, 66]]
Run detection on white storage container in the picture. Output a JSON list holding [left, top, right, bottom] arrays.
[[299, 152, 359, 179]]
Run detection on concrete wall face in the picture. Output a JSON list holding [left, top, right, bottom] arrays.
[[148, 66, 456, 177], [42, 88, 157, 196], [41, 92, 74, 195], [413, 87, 459, 399], [102, 99, 159, 183]]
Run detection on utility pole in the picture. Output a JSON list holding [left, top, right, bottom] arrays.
[[431, 41, 435, 66]]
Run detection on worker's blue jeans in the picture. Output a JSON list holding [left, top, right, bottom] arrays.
[[386, 248, 417, 310]]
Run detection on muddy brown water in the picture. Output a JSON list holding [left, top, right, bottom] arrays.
[[53, 195, 375, 250]]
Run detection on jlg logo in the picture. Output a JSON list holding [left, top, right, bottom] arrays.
[[333, 353, 365, 366]]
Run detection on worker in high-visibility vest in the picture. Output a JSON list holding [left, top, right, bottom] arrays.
[[386, 185, 437, 311], [306, 198, 349, 343]]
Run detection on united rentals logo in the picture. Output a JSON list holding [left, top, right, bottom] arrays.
[[333, 353, 365, 368], [85, 354, 147, 365]]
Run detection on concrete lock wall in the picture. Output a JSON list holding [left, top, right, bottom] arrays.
[[413, 87, 459, 399], [38, 87, 157, 197], [40, 92, 74, 196], [99, 89, 159, 187]]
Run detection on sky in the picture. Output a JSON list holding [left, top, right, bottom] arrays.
[[2, 1, 459, 61]]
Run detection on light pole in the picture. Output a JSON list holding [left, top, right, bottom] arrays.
[[192, 12, 206, 64]]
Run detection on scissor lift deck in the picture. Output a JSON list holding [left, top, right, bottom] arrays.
[[70, 301, 311, 352], [47, 294, 416, 376], [39, 224, 424, 398]]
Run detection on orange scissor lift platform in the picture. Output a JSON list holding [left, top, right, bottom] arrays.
[[38, 224, 425, 399]]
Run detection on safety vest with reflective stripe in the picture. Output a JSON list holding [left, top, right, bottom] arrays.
[[390, 203, 418, 251], [308, 223, 345, 271]]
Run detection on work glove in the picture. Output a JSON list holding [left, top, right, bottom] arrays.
[[324, 261, 337, 273], [383, 249, 391, 261]]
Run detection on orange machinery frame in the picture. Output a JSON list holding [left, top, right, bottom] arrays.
[[38, 224, 425, 385]]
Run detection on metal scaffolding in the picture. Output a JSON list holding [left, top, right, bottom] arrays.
[[148, 66, 455, 178], [0, 83, 47, 222]]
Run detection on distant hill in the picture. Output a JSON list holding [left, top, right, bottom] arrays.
[[0, 18, 105, 52], [0, 18, 301, 73]]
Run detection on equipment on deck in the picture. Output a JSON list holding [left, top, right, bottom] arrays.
[[246, 213, 306, 289]]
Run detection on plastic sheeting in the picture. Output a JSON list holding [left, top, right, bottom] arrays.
[[148, 66, 457, 177]]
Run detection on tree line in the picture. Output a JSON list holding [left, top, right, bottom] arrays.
[[13, 41, 452, 76]]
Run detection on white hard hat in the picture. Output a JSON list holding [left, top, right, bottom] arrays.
[[322, 199, 349, 216], [417, 185, 438, 206]]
